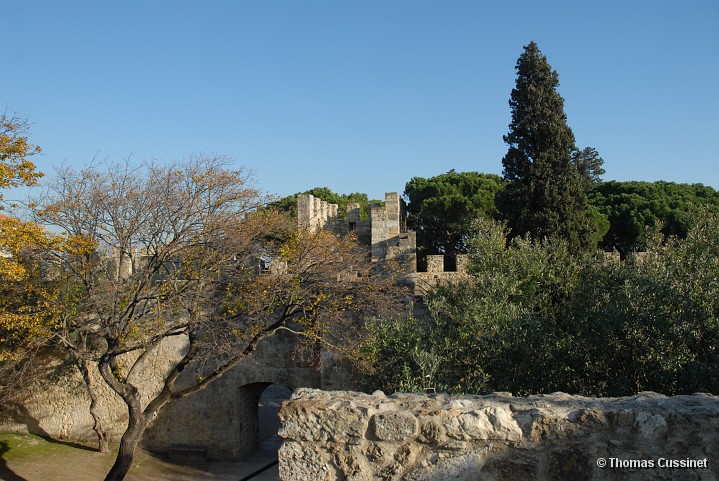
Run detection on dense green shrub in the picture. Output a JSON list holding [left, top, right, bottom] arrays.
[[356, 208, 719, 396]]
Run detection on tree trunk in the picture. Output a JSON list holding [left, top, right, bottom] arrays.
[[98, 358, 156, 481], [88, 380, 111, 453], [103, 407, 148, 481], [98, 357, 176, 481], [77, 358, 111, 453]]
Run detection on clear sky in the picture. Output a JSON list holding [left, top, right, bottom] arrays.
[[3, 1, 718, 202]]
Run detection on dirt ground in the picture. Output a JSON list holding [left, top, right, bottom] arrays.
[[0, 433, 280, 481]]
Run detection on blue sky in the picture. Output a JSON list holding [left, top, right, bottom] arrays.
[[3, 1, 718, 202]]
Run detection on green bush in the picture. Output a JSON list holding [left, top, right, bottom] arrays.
[[356, 209, 719, 396]]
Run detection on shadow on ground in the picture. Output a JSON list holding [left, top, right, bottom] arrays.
[[0, 441, 29, 481]]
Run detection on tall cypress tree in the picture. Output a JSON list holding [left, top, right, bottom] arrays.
[[497, 42, 594, 251]]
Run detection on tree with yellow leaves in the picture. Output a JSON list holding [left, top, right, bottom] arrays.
[[0, 112, 45, 279], [0, 113, 60, 410], [0, 113, 43, 196], [0, 113, 53, 355]]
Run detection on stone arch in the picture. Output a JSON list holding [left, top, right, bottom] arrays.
[[143, 374, 304, 459], [235, 382, 273, 457], [142, 327, 322, 459], [235, 381, 292, 457]]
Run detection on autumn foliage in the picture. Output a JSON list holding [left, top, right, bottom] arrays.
[[0, 113, 56, 363]]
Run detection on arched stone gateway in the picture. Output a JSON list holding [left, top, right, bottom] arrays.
[[259, 384, 293, 450], [0, 328, 356, 460], [142, 329, 327, 459]]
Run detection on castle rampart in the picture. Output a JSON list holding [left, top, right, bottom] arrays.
[[296, 191, 476, 294], [298, 194, 339, 232]]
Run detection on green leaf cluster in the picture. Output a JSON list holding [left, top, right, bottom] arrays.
[[359, 209, 719, 396], [404, 171, 504, 259], [589, 180, 719, 255]]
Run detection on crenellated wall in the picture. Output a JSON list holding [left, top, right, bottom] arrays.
[[298, 194, 339, 233], [296, 192, 480, 295], [297, 192, 417, 277], [278, 388, 719, 481]]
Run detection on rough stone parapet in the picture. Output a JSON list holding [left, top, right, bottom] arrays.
[[455, 254, 469, 273], [297, 192, 416, 274], [278, 388, 719, 481], [410, 271, 472, 297], [295, 191, 468, 294]]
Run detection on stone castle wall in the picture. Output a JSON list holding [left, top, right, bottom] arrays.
[[298, 192, 482, 292], [278, 388, 719, 481], [411, 254, 472, 296], [0, 330, 340, 459], [298, 194, 339, 233]]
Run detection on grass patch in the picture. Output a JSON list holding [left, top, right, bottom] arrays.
[[0, 432, 105, 461], [1, 433, 65, 461]]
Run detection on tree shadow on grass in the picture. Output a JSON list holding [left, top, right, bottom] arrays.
[[0, 441, 29, 481]]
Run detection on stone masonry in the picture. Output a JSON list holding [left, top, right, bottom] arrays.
[[297, 192, 474, 293], [278, 388, 719, 481], [298, 193, 339, 233], [0, 329, 330, 460]]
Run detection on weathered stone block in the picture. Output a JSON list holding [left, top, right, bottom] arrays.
[[419, 418, 447, 444], [446, 407, 522, 442], [371, 411, 418, 441]]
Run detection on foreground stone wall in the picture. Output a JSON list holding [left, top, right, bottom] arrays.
[[278, 388, 718, 481]]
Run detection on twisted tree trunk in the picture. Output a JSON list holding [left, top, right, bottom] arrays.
[[99, 360, 162, 481], [99, 328, 278, 480], [76, 358, 110, 453]]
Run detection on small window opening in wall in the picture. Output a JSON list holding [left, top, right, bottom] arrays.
[[348, 222, 356, 232], [260, 254, 271, 273], [417, 256, 428, 272]]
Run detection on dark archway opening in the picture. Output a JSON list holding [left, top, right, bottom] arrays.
[[257, 384, 292, 451], [236, 382, 292, 459]]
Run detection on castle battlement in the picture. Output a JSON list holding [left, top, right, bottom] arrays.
[[296, 192, 477, 294], [297, 193, 339, 233]]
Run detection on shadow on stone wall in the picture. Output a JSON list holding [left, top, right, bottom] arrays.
[[9, 403, 97, 452]]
